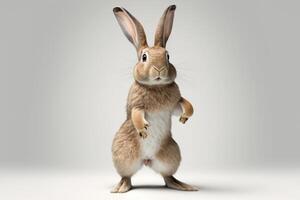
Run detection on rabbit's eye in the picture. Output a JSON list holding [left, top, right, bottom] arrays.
[[142, 53, 147, 62], [167, 53, 170, 60]]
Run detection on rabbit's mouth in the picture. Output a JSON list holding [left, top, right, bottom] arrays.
[[153, 76, 171, 83], [136, 76, 173, 86]]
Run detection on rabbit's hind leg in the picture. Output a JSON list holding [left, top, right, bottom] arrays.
[[111, 155, 142, 193], [151, 137, 198, 191], [111, 121, 142, 193]]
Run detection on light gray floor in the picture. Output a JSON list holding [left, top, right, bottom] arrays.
[[1, 168, 299, 200]]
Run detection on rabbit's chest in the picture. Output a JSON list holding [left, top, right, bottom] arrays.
[[140, 110, 172, 159]]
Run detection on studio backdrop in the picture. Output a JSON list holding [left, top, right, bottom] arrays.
[[0, 0, 299, 171]]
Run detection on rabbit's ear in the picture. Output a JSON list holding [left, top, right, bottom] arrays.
[[154, 5, 176, 48], [113, 7, 148, 53]]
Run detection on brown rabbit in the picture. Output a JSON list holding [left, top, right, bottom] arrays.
[[111, 5, 197, 193]]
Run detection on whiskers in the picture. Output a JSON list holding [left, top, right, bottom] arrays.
[[116, 59, 199, 89]]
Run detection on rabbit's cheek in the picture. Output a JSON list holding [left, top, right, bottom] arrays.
[[134, 66, 148, 82], [168, 65, 177, 81]]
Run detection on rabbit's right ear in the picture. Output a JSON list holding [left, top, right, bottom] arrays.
[[113, 7, 148, 53], [154, 5, 176, 48]]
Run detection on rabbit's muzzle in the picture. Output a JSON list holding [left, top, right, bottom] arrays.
[[150, 65, 169, 80]]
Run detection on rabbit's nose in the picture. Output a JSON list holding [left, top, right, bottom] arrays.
[[152, 65, 167, 73]]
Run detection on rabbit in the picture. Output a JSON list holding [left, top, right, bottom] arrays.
[[111, 5, 197, 193]]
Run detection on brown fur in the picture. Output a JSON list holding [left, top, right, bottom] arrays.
[[127, 81, 181, 115], [133, 46, 177, 85], [131, 108, 145, 130], [112, 81, 181, 175], [112, 5, 197, 192], [154, 5, 176, 47], [180, 97, 194, 117], [112, 120, 140, 177], [155, 135, 181, 176]]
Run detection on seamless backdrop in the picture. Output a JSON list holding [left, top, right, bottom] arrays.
[[0, 0, 300, 171]]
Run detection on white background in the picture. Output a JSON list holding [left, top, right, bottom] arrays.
[[0, 0, 299, 199]]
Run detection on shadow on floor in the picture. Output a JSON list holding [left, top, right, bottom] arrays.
[[130, 184, 257, 194]]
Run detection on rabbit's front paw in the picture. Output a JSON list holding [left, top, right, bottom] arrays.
[[179, 114, 189, 124], [138, 128, 148, 139], [138, 122, 149, 139]]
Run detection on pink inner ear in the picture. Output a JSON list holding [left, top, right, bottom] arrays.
[[115, 11, 138, 46]]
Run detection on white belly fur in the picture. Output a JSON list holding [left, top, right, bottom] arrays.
[[140, 109, 172, 159]]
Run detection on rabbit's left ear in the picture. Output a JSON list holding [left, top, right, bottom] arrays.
[[113, 7, 148, 53], [154, 5, 176, 47]]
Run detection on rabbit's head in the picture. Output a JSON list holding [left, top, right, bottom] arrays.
[[113, 5, 177, 86]]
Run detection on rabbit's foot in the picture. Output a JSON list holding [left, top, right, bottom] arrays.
[[164, 176, 198, 191], [111, 177, 132, 193]]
